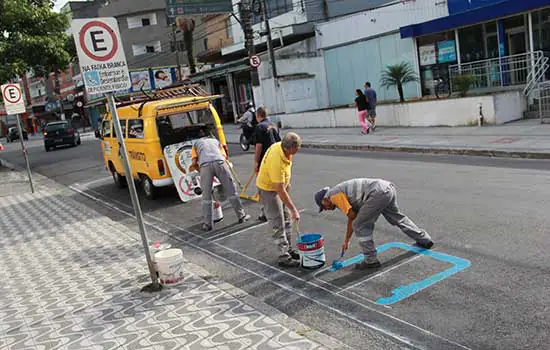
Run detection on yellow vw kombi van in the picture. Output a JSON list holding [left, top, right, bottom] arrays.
[[99, 85, 226, 199]]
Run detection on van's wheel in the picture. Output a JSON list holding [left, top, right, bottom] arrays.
[[239, 134, 250, 151], [111, 167, 127, 188], [141, 175, 157, 200]]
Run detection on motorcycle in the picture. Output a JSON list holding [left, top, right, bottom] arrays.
[[238, 122, 254, 151]]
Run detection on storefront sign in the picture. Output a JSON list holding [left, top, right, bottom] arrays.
[[437, 40, 457, 63], [419, 45, 437, 66]]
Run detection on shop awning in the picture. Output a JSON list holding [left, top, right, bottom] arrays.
[[400, 0, 549, 38]]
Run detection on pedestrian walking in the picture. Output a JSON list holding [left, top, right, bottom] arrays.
[[315, 178, 434, 269], [253, 107, 281, 222], [364, 82, 377, 131], [191, 135, 251, 231], [257, 132, 302, 268], [355, 89, 371, 135]]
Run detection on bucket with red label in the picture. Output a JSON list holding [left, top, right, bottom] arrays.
[[296, 233, 326, 269]]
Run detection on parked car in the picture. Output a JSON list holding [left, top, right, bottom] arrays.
[[6, 127, 28, 142], [43, 121, 81, 151]]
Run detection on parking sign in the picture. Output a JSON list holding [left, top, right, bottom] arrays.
[[71, 18, 131, 95]]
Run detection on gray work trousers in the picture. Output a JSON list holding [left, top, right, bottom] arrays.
[[200, 160, 246, 227], [259, 189, 292, 261], [354, 183, 432, 263]]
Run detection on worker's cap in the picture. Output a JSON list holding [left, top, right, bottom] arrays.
[[314, 187, 330, 212]]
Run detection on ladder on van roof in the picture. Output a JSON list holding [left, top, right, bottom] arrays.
[[115, 84, 222, 109]]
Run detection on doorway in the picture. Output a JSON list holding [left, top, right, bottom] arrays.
[[507, 27, 528, 84]]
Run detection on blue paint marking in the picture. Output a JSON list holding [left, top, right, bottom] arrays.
[[330, 242, 471, 305]]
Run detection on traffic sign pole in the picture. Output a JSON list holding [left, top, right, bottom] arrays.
[[106, 92, 160, 292], [15, 114, 34, 194]]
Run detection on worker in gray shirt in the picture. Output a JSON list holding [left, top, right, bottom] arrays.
[[315, 178, 433, 269], [191, 135, 250, 231]]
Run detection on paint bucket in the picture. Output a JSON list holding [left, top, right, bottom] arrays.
[[213, 201, 224, 223], [296, 233, 326, 269], [155, 248, 184, 286], [149, 242, 171, 276]]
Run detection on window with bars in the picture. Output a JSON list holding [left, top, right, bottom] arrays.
[[252, 0, 293, 25]]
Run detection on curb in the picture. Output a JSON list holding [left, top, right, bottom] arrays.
[[228, 141, 550, 160]]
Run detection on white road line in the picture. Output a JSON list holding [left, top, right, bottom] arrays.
[[68, 185, 472, 350], [75, 176, 112, 188], [211, 222, 268, 242], [337, 255, 423, 294]]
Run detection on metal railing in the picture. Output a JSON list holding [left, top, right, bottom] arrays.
[[523, 54, 549, 97], [449, 51, 545, 92], [536, 81, 550, 123]]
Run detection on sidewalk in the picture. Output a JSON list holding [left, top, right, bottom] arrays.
[[224, 119, 550, 159], [0, 167, 346, 350]]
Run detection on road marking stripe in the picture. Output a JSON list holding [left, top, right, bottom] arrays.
[[68, 184, 472, 350]]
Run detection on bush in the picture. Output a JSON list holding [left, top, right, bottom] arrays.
[[453, 75, 474, 97]]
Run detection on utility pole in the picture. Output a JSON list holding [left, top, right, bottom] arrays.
[[260, 0, 277, 81], [172, 23, 182, 82], [239, 0, 259, 89], [54, 71, 66, 121]]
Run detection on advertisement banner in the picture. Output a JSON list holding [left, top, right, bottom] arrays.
[[419, 44, 436, 66], [153, 68, 173, 89], [163, 140, 220, 203], [130, 70, 151, 91], [437, 40, 457, 63]]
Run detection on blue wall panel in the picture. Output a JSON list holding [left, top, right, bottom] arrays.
[[448, 0, 510, 15], [325, 33, 419, 106]]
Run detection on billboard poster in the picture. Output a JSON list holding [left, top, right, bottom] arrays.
[[130, 70, 151, 91], [437, 40, 457, 63], [153, 68, 173, 89], [419, 44, 436, 66]]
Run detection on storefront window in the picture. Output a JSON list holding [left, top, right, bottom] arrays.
[[416, 32, 456, 96], [533, 8, 550, 53], [459, 24, 485, 62], [485, 22, 499, 59]]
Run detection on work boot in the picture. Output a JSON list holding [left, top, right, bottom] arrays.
[[288, 248, 300, 260], [416, 240, 434, 249], [238, 213, 251, 224], [258, 215, 268, 222], [201, 223, 213, 232], [355, 260, 382, 270], [278, 257, 300, 268]]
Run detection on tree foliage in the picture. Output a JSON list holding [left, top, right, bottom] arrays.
[[380, 62, 419, 103], [0, 0, 71, 83]]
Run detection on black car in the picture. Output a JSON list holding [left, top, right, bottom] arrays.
[[6, 127, 28, 142], [44, 121, 81, 151]]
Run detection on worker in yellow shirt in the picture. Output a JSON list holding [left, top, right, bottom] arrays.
[[191, 135, 250, 231], [256, 132, 302, 268], [315, 178, 434, 269]]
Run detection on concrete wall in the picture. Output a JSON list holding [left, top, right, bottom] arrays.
[[277, 91, 525, 128], [253, 38, 329, 115]]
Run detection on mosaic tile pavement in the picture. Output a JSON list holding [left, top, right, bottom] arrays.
[[0, 173, 330, 350]]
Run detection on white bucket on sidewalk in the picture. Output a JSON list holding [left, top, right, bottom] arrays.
[[155, 248, 184, 286], [149, 242, 171, 275], [213, 201, 224, 223]]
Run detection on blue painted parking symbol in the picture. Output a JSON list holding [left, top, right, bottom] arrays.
[[330, 242, 471, 305], [84, 71, 101, 86]]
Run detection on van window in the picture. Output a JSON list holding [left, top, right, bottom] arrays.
[[156, 108, 218, 149], [101, 120, 111, 138], [113, 120, 127, 138], [128, 119, 144, 139]]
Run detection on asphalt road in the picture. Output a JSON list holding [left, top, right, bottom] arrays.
[[2, 135, 550, 350]]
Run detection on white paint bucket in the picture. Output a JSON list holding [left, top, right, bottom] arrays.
[[213, 201, 224, 223], [149, 243, 171, 275], [296, 233, 326, 269], [155, 248, 184, 286]]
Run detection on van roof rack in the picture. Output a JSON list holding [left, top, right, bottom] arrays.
[[115, 83, 218, 108]]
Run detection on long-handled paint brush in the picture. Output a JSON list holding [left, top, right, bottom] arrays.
[[331, 248, 346, 270]]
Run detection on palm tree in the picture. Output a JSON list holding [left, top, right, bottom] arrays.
[[380, 62, 419, 103]]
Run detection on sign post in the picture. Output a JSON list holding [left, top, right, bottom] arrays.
[[1, 83, 34, 193], [72, 17, 161, 292]]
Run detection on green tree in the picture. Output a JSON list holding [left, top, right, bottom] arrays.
[[380, 62, 419, 103], [0, 0, 71, 83]]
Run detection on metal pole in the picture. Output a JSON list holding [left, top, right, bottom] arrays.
[[173, 24, 182, 82], [16, 114, 34, 193], [261, 0, 277, 80], [106, 92, 161, 291]]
